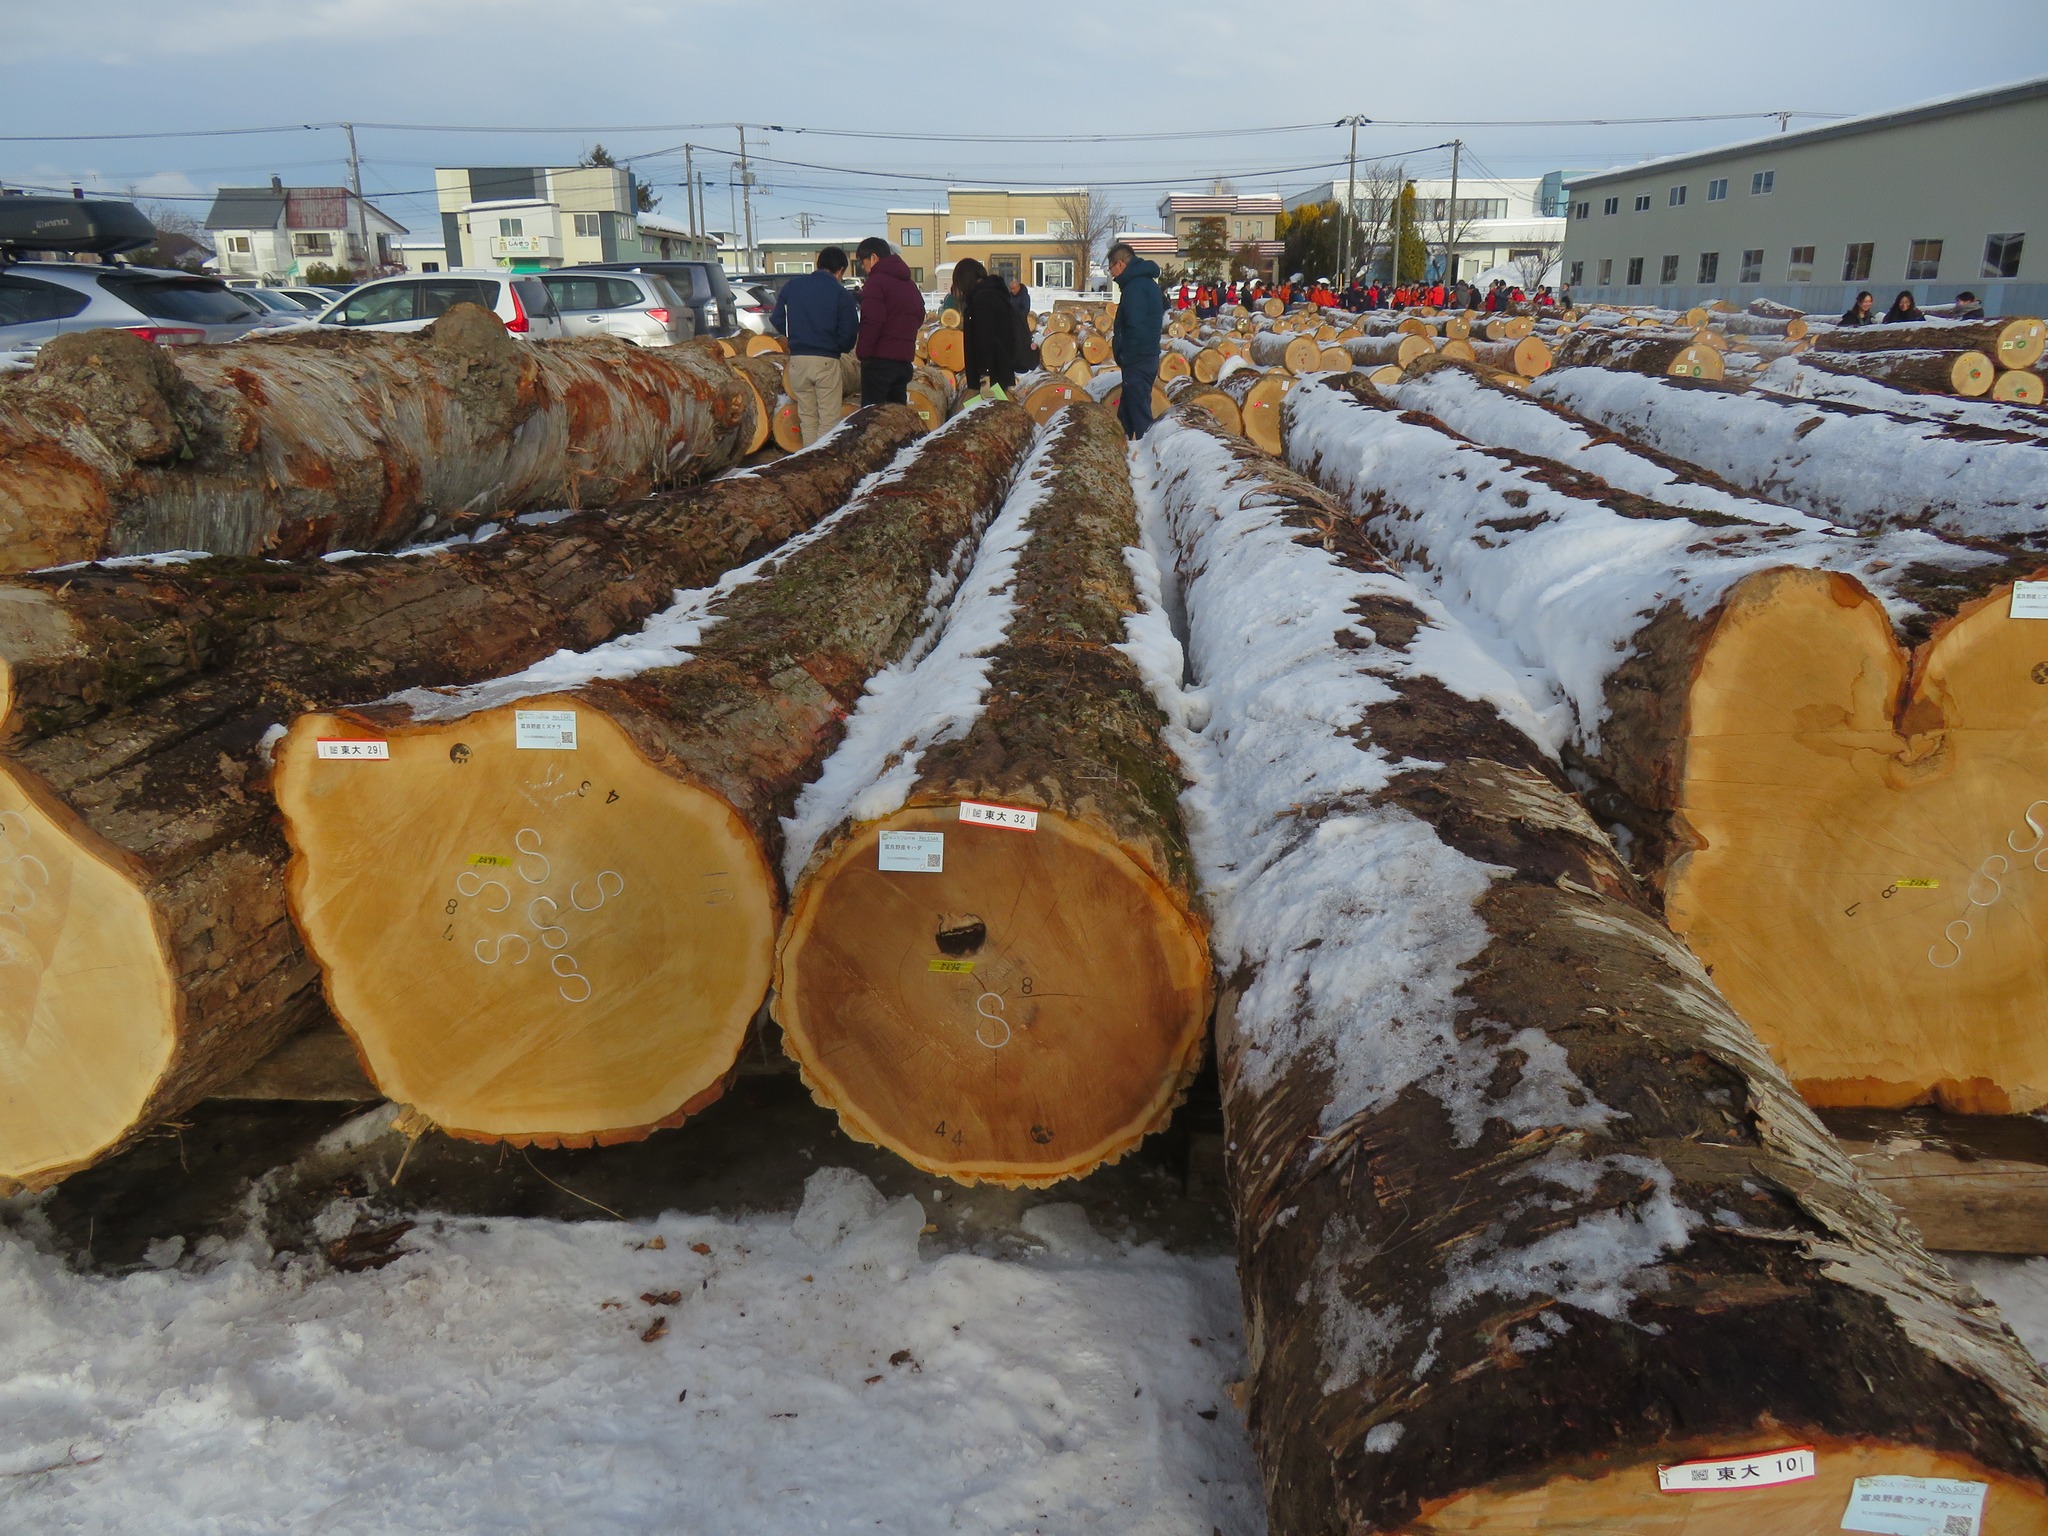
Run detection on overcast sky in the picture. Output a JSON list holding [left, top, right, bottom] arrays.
[[8, 0, 2047, 245]]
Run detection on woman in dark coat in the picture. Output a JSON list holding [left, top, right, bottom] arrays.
[[954, 258, 1018, 393], [1883, 290, 1924, 324], [1840, 290, 1876, 326]]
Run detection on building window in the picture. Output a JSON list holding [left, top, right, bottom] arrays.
[[911, 267, 925, 285], [1698, 252, 1720, 283], [1707, 178, 1728, 202], [420, 261, 440, 273], [1984, 232, 2025, 279], [573, 213, 600, 238], [291, 232, 333, 257], [963, 219, 991, 237], [1750, 170, 1775, 196], [1906, 238, 1943, 280], [1669, 185, 1687, 207], [1625, 256, 1644, 285], [1012, 218, 1026, 236], [226, 235, 251, 253], [1575, 202, 1591, 220], [1660, 254, 1680, 283], [1739, 249, 1763, 283], [900, 226, 923, 247], [1568, 260, 1584, 286], [1843, 242, 1874, 282], [1788, 246, 1815, 282], [498, 218, 523, 237], [1597, 258, 1613, 285], [1034, 258, 1074, 288], [1047, 220, 1075, 239], [1634, 194, 1651, 212], [1603, 196, 1619, 216]]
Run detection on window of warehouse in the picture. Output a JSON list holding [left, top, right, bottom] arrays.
[[1751, 170, 1775, 196], [1983, 232, 2024, 279], [1789, 246, 1815, 281], [1576, 202, 1591, 219], [1707, 178, 1728, 201], [1740, 249, 1764, 283], [1669, 185, 1687, 207], [1698, 252, 1720, 283], [1906, 239, 1944, 280], [1626, 256, 1644, 285], [1660, 254, 1680, 283], [899, 227, 923, 247], [1569, 261, 1584, 285], [1843, 243, 1874, 281], [1634, 194, 1651, 212], [1597, 258, 1613, 285], [1603, 197, 1619, 215]]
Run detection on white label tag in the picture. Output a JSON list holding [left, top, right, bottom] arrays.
[[316, 738, 389, 761], [1657, 1446, 1815, 1492], [959, 800, 1039, 832], [878, 831, 944, 872], [514, 710, 578, 750], [2009, 581, 2048, 619], [1840, 1476, 1986, 1535]]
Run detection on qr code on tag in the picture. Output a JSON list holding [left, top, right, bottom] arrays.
[[1945, 1517, 1975, 1535]]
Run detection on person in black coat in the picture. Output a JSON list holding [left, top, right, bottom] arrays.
[[953, 258, 1018, 392], [1840, 290, 1877, 326], [1883, 290, 1924, 324], [1007, 275, 1036, 368]]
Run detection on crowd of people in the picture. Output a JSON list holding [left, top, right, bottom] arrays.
[[1172, 273, 1565, 316], [1838, 287, 1984, 326]]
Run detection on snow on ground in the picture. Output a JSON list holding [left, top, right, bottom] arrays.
[[0, 1162, 1261, 1535]]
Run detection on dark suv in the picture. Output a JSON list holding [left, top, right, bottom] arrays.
[[583, 260, 739, 338]]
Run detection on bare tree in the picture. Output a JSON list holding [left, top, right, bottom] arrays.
[[1512, 238, 1565, 293], [1343, 161, 1403, 282], [1052, 188, 1126, 293]]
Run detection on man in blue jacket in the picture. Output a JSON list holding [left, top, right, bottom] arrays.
[[770, 246, 860, 445], [1107, 242, 1164, 440]]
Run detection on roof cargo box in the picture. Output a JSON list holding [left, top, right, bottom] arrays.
[[0, 197, 156, 259]]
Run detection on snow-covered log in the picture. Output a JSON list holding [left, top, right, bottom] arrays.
[[1140, 410, 2048, 1535], [0, 311, 755, 573], [1801, 346, 1999, 397], [1755, 356, 2048, 437], [1288, 372, 2048, 1116], [1165, 375, 1242, 434], [1810, 316, 2046, 371], [1250, 331, 1321, 375], [269, 404, 1036, 1151], [774, 404, 1210, 1187], [0, 408, 924, 1193], [1549, 329, 1724, 379], [1531, 368, 2048, 546]]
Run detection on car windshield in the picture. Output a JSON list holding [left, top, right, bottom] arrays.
[[97, 274, 259, 324], [240, 290, 301, 314]]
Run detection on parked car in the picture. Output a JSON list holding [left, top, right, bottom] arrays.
[[274, 286, 341, 310], [580, 260, 739, 338], [540, 269, 691, 346], [314, 271, 565, 337], [0, 261, 303, 364], [234, 287, 320, 321]]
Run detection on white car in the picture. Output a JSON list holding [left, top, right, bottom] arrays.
[[315, 270, 567, 338], [540, 269, 691, 346]]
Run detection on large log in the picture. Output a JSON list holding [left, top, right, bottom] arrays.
[[1550, 328, 1724, 379], [1812, 317, 2047, 371], [774, 403, 1210, 1185], [1143, 408, 2048, 1535], [269, 404, 1036, 1150], [1249, 331, 1322, 376], [0, 311, 753, 572], [1756, 356, 2048, 439], [1217, 368, 1292, 455], [1532, 368, 2048, 545], [1342, 333, 1432, 370], [1289, 370, 2048, 1116], [0, 406, 925, 1191], [1164, 375, 1242, 435], [1802, 346, 1998, 398]]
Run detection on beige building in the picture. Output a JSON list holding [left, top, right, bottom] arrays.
[[430, 166, 714, 272], [884, 189, 1091, 292]]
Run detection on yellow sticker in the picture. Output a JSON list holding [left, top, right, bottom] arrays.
[[929, 959, 976, 974], [1894, 877, 1940, 889], [469, 854, 512, 867]]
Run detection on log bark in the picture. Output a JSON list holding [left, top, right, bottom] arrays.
[[907, 364, 962, 432], [774, 403, 1211, 1185], [1145, 408, 2048, 1536], [269, 404, 1037, 1151], [0, 405, 926, 1190], [1812, 317, 2047, 371], [1469, 335, 1553, 377], [1288, 370, 2048, 1117], [0, 311, 755, 572], [1711, 311, 1811, 339], [1802, 347, 1998, 397], [1343, 333, 1432, 370], [1550, 327, 1725, 379]]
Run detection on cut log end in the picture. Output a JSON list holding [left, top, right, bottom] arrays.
[[275, 697, 776, 1144], [0, 761, 176, 1188], [775, 805, 1212, 1186], [1667, 565, 2048, 1113]]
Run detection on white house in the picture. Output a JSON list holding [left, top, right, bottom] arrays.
[[203, 178, 407, 281]]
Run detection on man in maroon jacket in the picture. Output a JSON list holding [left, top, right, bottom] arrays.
[[853, 237, 923, 405]]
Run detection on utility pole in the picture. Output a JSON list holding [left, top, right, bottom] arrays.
[[1335, 114, 1368, 284], [736, 125, 756, 269], [793, 211, 816, 239], [684, 144, 696, 237], [1777, 111, 1793, 133], [341, 121, 371, 279], [1443, 138, 1462, 287]]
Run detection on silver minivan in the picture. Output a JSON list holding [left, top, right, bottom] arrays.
[[541, 269, 692, 346], [315, 271, 567, 338]]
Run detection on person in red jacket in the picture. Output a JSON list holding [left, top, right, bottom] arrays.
[[853, 237, 923, 405]]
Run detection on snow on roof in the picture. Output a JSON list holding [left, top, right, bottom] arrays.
[[1566, 71, 2048, 189]]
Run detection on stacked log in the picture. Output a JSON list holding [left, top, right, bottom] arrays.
[[906, 364, 962, 432], [267, 404, 1035, 1151], [1287, 370, 2048, 1118], [1807, 316, 2046, 403], [1164, 375, 1242, 434], [1145, 407, 2048, 1536], [0, 309, 755, 572], [1550, 326, 1725, 380], [1805, 347, 2000, 397], [774, 403, 1210, 1185], [0, 405, 926, 1191]]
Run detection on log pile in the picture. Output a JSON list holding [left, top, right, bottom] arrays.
[[1145, 407, 2048, 1536]]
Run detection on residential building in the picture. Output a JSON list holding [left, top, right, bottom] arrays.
[[431, 166, 712, 272], [886, 190, 1097, 292], [1156, 192, 1284, 275], [203, 178, 407, 281], [634, 212, 720, 263], [749, 235, 871, 275], [1561, 75, 2048, 314], [394, 239, 448, 274], [1288, 173, 1565, 283]]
